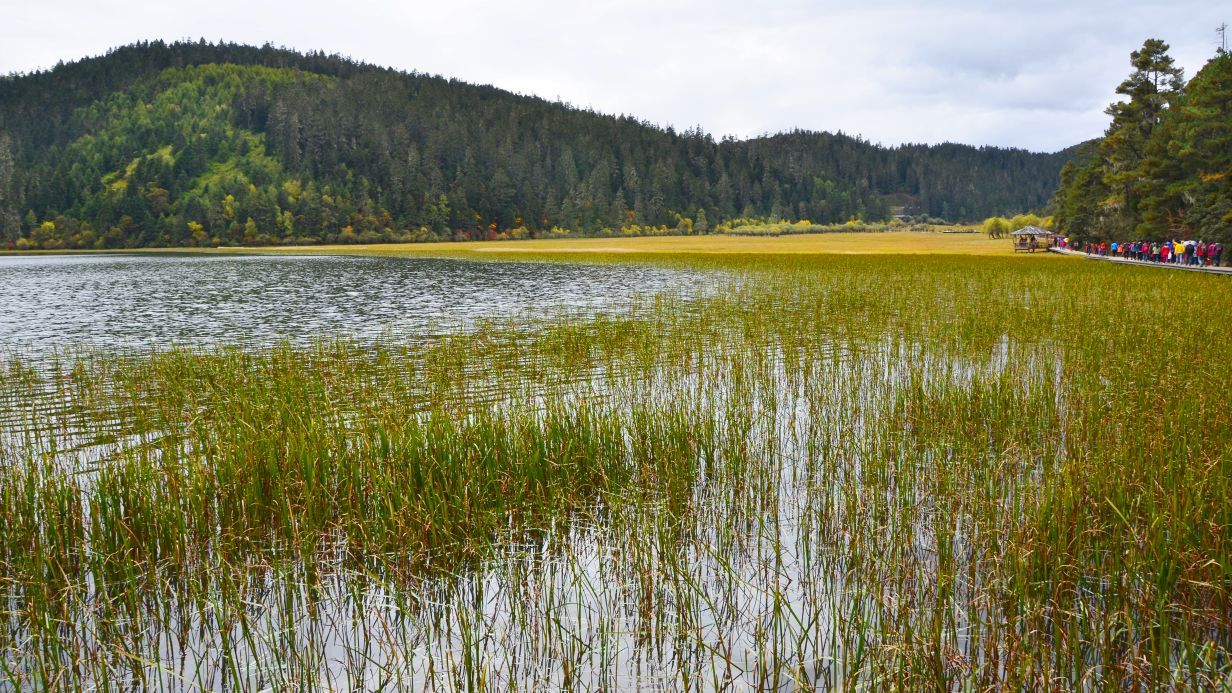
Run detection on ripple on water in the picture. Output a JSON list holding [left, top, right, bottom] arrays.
[[0, 253, 706, 354]]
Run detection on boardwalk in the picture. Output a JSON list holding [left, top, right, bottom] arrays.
[[1049, 247, 1232, 276]]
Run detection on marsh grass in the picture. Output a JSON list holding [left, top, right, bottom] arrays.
[[0, 254, 1228, 689]]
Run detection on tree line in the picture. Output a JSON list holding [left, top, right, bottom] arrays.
[[1052, 38, 1231, 245], [0, 40, 1076, 249]]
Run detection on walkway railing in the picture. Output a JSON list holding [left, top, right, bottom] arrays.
[[1049, 247, 1232, 275]]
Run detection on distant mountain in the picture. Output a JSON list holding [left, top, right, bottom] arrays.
[[0, 40, 1079, 249]]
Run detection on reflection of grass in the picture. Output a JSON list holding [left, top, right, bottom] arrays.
[[0, 253, 1227, 688]]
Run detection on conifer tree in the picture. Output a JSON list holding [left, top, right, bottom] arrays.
[[1099, 39, 1185, 236], [0, 134, 20, 242]]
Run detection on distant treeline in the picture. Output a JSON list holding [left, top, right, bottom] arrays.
[[1053, 39, 1232, 244], [0, 41, 1076, 249]]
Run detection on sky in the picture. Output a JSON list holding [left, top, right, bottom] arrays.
[[0, 1, 1226, 153]]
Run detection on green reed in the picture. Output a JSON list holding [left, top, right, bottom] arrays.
[[0, 253, 1227, 689]]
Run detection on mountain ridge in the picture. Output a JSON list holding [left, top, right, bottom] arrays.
[[0, 40, 1081, 249]]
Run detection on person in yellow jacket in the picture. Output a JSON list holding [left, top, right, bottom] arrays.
[[1173, 240, 1184, 263]]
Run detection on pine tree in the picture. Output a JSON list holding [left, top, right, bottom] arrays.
[[1099, 39, 1185, 236], [0, 134, 20, 243], [1168, 50, 1232, 241]]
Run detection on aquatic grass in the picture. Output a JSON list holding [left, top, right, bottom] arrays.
[[0, 253, 1227, 687]]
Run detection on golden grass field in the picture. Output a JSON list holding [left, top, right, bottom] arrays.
[[2, 231, 1057, 259], [200, 230, 1035, 258]]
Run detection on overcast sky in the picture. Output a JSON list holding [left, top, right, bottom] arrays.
[[0, 1, 1225, 152]]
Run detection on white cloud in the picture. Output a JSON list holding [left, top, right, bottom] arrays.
[[0, 0, 1225, 151]]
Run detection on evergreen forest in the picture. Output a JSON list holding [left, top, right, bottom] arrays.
[[0, 40, 1079, 249], [1053, 40, 1232, 245]]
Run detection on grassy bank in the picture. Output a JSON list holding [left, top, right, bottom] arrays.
[[0, 253, 1227, 688], [223, 230, 1019, 257], [1, 229, 1019, 259]]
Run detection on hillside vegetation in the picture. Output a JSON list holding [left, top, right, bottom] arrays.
[[1053, 40, 1232, 244], [0, 41, 1076, 249]]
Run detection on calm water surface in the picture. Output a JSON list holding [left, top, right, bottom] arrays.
[[0, 253, 702, 353]]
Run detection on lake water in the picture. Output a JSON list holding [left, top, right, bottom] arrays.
[[0, 253, 702, 353]]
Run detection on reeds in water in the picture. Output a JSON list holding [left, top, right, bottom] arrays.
[[0, 253, 1227, 689]]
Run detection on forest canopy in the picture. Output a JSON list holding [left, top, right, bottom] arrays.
[[0, 41, 1078, 249], [1052, 39, 1232, 244]]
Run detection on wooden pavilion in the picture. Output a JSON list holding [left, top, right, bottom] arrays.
[[1011, 226, 1055, 252]]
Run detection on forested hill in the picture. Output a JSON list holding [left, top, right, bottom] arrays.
[[0, 40, 1076, 249]]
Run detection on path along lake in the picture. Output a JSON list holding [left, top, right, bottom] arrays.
[[0, 253, 703, 353]]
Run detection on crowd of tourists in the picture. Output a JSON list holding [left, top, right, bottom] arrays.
[[1079, 239, 1224, 267]]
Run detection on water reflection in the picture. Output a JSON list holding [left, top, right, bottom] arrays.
[[0, 253, 702, 352]]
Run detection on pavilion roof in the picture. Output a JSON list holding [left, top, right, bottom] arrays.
[[1011, 225, 1053, 236]]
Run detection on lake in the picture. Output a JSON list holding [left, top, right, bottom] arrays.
[[0, 253, 703, 353]]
